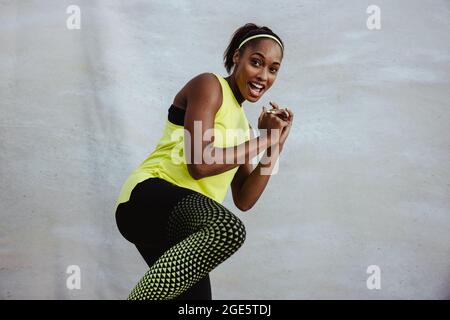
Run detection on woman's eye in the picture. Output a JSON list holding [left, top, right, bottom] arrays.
[[252, 59, 261, 66]]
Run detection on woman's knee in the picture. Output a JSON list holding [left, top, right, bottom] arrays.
[[233, 216, 246, 248], [214, 208, 247, 249]]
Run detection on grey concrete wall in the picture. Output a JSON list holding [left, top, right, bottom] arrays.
[[1, 0, 449, 299]]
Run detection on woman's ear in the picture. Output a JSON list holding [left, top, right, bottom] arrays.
[[232, 49, 240, 66]]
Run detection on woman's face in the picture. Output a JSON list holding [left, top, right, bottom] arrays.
[[233, 39, 283, 103]]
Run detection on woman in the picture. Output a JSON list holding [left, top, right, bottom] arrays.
[[115, 23, 294, 300]]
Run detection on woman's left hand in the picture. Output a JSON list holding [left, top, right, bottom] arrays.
[[268, 101, 294, 151]]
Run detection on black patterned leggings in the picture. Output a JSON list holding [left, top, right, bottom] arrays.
[[115, 177, 246, 300]]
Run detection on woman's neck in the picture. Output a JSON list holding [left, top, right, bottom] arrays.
[[224, 74, 245, 106]]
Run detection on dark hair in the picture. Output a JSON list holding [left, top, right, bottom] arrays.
[[223, 23, 284, 74]]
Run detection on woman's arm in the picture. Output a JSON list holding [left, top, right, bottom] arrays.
[[183, 73, 277, 180], [232, 104, 294, 211], [231, 125, 281, 211]]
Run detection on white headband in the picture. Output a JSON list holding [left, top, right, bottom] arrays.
[[238, 34, 283, 51]]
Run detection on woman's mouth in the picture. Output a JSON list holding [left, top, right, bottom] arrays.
[[248, 81, 265, 98]]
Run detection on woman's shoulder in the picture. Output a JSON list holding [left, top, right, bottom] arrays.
[[183, 72, 223, 106], [187, 72, 222, 90], [174, 72, 222, 109]]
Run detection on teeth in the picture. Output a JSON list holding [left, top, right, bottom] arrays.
[[251, 82, 263, 89]]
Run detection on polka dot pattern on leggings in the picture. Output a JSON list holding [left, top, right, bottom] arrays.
[[127, 193, 246, 300]]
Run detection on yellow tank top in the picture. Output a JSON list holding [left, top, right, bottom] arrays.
[[114, 72, 250, 211]]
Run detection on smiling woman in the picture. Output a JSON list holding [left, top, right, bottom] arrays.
[[223, 24, 284, 103], [115, 22, 292, 300]]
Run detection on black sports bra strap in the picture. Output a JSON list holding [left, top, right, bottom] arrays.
[[168, 104, 185, 126]]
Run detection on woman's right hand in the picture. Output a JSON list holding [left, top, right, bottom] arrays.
[[258, 106, 289, 130], [258, 106, 290, 145]]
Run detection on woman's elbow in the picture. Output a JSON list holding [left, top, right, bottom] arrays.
[[187, 164, 206, 180], [239, 206, 251, 212], [235, 200, 253, 212]]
